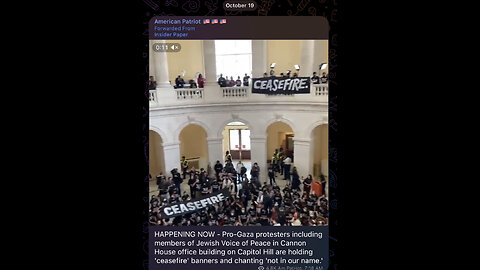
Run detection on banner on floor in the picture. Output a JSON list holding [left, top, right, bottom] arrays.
[[159, 188, 231, 219], [252, 77, 311, 94]]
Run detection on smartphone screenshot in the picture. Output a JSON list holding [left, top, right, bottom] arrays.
[[144, 2, 338, 270]]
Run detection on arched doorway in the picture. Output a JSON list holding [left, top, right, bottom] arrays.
[[312, 124, 328, 179], [266, 121, 294, 164], [222, 121, 251, 161], [179, 124, 209, 171], [149, 130, 165, 196], [221, 121, 251, 174]]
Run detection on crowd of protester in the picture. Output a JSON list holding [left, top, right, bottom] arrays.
[[217, 73, 250, 87], [149, 150, 328, 226], [147, 71, 327, 90]]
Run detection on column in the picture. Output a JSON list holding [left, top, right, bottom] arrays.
[[293, 138, 313, 179], [250, 136, 267, 182], [150, 40, 171, 88], [300, 40, 315, 77], [207, 137, 224, 166], [149, 40, 156, 82], [314, 40, 328, 75], [162, 141, 180, 176], [252, 40, 267, 78], [202, 40, 218, 86]]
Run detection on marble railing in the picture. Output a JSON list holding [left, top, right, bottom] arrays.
[[149, 83, 328, 108]]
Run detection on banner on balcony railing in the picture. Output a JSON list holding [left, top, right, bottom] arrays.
[[252, 77, 310, 94], [159, 188, 231, 219]]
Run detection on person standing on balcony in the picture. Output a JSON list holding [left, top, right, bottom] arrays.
[[243, 73, 250, 86], [218, 74, 227, 87], [236, 76, 242, 86], [228, 76, 236, 87], [197, 73, 205, 88], [175, 75, 185, 89], [188, 78, 197, 88], [148, 76, 157, 90], [311, 72, 320, 84], [320, 72, 328, 83]]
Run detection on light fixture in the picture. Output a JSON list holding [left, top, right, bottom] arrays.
[[320, 63, 327, 70], [270, 63, 276, 69], [294, 65, 300, 71]]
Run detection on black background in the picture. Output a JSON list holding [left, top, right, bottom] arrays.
[[22, 1, 416, 269]]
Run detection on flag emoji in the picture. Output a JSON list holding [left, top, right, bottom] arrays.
[[220, 18, 227, 24], [203, 19, 210, 24], [212, 19, 218, 24]]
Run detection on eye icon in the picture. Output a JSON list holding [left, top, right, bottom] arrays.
[[258, 267, 264, 270]]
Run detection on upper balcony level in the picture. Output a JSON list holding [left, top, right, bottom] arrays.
[[149, 83, 328, 109]]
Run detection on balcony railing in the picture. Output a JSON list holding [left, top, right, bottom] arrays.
[[149, 89, 158, 103], [313, 84, 328, 96], [222, 86, 248, 98], [150, 83, 328, 108], [175, 88, 204, 99]]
